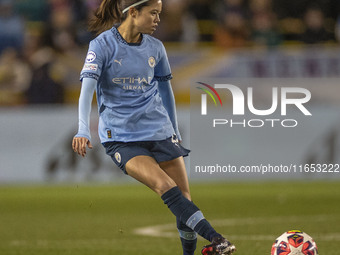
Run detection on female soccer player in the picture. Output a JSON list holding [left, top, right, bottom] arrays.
[[72, 1, 236, 254]]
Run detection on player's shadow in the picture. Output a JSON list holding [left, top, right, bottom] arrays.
[[304, 124, 340, 177], [45, 131, 123, 182]]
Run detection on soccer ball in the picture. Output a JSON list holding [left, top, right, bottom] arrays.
[[271, 230, 318, 255]]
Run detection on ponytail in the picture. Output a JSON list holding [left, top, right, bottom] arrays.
[[89, 0, 122, 35], [89, 0, 151, 35]]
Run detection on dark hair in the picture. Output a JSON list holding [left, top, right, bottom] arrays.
[[89, 0, 151, 35]]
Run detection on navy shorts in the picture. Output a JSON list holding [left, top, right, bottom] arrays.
[[103, 135, 190, 174]]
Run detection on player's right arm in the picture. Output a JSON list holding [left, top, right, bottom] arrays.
[[72, 78, 97, 157], [73, 38, 104, 157]]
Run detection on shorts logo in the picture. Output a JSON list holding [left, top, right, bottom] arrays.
[[171, 134, 179, 147], [83, 63, 98, 71], [148, 56, 156, 68], [115, 152, 121, 163], [86, 51, 96, 62]]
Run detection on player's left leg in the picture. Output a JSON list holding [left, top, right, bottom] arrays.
[[159, 156, 191, 200], [159, 157, 197, 255]]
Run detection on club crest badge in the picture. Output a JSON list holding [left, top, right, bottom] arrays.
[[115, 152, 121, 163], [148, 56, 156, 68]]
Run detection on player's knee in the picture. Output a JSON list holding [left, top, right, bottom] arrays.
[[155, 179, 176, 196]]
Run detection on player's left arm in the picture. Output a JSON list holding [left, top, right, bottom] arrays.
[[155, 42, 182, 140], [158, 80, 182, 141]]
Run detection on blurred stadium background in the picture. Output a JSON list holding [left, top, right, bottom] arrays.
[[1, 0, 340, 182], [0, 0, 340, 254]]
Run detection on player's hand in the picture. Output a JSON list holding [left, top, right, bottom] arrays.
[[72, 136, 93, 157]]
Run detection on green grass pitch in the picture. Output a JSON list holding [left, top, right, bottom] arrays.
[[0, 181, 339, 255]]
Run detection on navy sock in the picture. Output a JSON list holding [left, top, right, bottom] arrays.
[[177, 217, 197, 255], [161, 186, 221, 242]]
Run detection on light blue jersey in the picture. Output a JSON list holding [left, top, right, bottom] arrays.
[[80, 26, 175, 143]]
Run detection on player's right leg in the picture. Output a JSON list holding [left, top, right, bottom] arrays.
[[159, 157, 197, 255]]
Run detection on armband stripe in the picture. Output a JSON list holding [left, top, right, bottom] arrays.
[[154, 74, 173, 82], [80, 73, 99, 81]]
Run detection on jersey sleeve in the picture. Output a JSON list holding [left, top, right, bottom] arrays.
[[154, 42, 172, 82], [75, 78, 97, 142], [80, 39, 105, 81], [158, 80, 181, 140]]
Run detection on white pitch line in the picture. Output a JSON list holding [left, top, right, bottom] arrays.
[[134, 223, 176, 238], [133, 215, 340, 241]]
